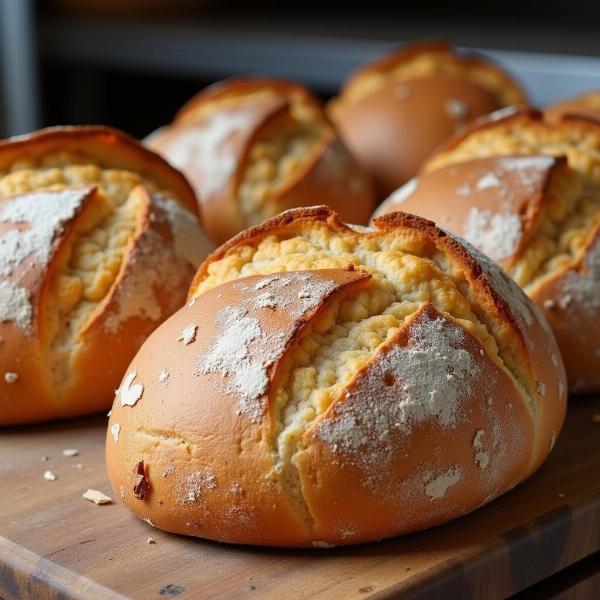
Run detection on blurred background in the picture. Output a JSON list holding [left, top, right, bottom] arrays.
[[1, 0, 600, 139]]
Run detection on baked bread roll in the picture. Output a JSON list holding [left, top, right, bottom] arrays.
[[422, 107, 600, 392], [328, 41, 526, 198], [0, 126, 214, 425], [546, 91, 600, 123], [147, 78, 376, 244], [106, 206, 566, 547]]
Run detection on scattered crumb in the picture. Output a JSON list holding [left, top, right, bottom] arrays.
[[312, 540, 334, 548], [74, 463, 83, 469], [43, 470, 56, 481], [445, 97, 469, 119], [188, 297, 197, 307], [177, 323, 197, 345], [117, 371, 144, 407], [106, 410, 111, 417], [111, 423, 121, 443], [82, 489, 113, 505], [559, 294, 573, 310], [4, 372, 18, 384], [147, 537, 156, 544], [41, 455, 49, 462], [62, 448, 79, 457]]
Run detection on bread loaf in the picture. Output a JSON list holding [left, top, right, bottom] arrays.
[[0, 126, 214, 424], [421, 107, 600, 392], [106, 206, 566, 547], [328, 41, 526, 197], [546, 91, 600, 124], [148, 78, 376, 244]]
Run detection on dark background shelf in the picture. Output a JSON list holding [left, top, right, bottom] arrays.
[[1, 1, 600, 139]]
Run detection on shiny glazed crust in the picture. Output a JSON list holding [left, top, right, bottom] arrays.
[[106, 206, 566, 547]]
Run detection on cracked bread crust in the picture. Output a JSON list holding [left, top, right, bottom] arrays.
[[106, 207, 566, 547], [328, 41, 526, 197], [422, 109, 600, 391], [374, 155, 566, 265], [147, 78, 375, 244], [0, 128, 214, 425], [0, 126, 198, 215]]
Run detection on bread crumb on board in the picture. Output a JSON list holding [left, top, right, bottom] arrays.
[[82, 489, 113, 505], [43, 470, 56, 481]]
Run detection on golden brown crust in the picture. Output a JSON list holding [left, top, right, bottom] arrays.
[[339, 41, 525, 105], [107, 269, 373, 546], [107, 208, 566, 546], [0, 128, 214, 425], [328, 42, 527, 196], [174, 77, 323, 124], [421, 110, 600, 391], [149, 78, 376, 244], [528, 225, 600, 392], [0, 126, 199, 216], [192, 206, 565, 475], [375, 155, 566, 264]]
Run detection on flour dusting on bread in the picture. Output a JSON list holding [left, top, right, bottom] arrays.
[[0, 188, 92, 277], [316, 309, 480, 476], [464, 207, 522, 262], [198, 272, 342, 421], [0, 279, 33, 331], [165, 108, 257, 200]]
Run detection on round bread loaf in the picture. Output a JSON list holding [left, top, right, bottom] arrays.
[[328, 41, 526, 198], [0, 126, 214, 425], [106, 206, 566, 547], [546, 91, 600, 124], [147, 78, 376, 244], [422, 107, 600, 392]]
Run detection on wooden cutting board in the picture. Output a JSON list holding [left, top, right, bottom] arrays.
[[1, 400, 600, 600]]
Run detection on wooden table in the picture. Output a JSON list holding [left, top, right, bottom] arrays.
[[1, 400, 600, 600]]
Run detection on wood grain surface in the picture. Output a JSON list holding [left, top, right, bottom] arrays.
[[1, 400, 599, 600]]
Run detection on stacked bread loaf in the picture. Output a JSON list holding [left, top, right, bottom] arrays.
[[148, 78, 376, 244], [5, 39, 593, 550], [546, 91, 600, 123], [106, 206, 566, 546], [328, 41, 526, 197], [0, 126, 213, 424], [378, 107, 600, 392]]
